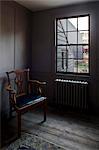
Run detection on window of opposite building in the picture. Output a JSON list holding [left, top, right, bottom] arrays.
[[56, 15, 90, 74]]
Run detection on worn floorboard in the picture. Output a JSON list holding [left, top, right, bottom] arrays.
[[2, 109, 99, 150]]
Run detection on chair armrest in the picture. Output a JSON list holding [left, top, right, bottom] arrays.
[[28, 80, 47, 96], [6, 85, 17, 105], [6, 85, 16, 94], [29, 80, 46, 85]]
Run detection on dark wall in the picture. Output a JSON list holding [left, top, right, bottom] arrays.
[[0, 1, 32, 144], [0, 1, 32, 72], [32, 2, 99, 113], [0, 0, 32, 113]]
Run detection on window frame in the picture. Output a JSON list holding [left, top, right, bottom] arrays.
[[55, 14, 90, 75]]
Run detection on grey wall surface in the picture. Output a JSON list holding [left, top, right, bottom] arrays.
[[0, 1, 32, 145], [32, 1, 99, 113], [0, 1, 32, 113]]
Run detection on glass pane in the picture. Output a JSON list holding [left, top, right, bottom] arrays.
[[78, 31, 89, 44], [68, 45, 77, 59], [68, 32, 77, 44], [57, 58, 67, 72], [57, 46, 67, 59], [57, 19, 66, 32], [74, 60, 78, 73], [83, 45, 89, 60], [57, 46, 78, 59], [78, 59, 89, 73], [57, 32, 67, 45], [77, 45, 89, 59], [78, 16, 89, 31], [68, 18, 77, 31], [67, 59, 77, 72], [57, 25, 63, 32], [77, 45, 89, 73], [77, 45, 83, 59]]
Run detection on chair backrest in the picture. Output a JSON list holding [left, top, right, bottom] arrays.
[[6, 68, 30, 96]]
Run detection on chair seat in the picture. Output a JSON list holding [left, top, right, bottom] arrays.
[[16, 94, 46, 108]]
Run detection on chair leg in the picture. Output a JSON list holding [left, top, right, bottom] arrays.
[[9, 103, 12, 118], [43, 100, 47, 122], [17, 112, 21, 138]]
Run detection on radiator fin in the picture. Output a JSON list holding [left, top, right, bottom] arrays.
[[55, 79, 88, 109]]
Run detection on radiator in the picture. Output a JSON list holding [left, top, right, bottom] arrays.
[[55, 79, 88, 109]]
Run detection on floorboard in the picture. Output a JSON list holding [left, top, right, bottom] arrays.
[[2, 108, 99, 150]]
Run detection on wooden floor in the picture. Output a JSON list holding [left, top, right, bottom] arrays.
[[2, 108, 99, 150]]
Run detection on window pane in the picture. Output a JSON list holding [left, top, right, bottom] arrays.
[[57, 25, 63, 32], [68, 32, 77, 44], [78, 31, 88, 44], [57, 46, 68, 72], [57, 19, 66, 32], [83, 45, 89, 60], [78, 16, 89, 30], [74, 60, 78, 73], [57, 32, 67, 45], [68, 45, 77, 59], [78, 45, 83, 59], [68, 18, 77, 31], [57, 46, 78, 59], [78, 59, 89, 73], [57, 58, 67, 72], [78, 45, 89, 73], [78, 45, 89, 59], [57, 46, 67, 58], [57, 58, 78, 72], [67, 59, 77, 72]]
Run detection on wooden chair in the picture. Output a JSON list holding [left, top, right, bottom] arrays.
[[6, 68, 47, 137]]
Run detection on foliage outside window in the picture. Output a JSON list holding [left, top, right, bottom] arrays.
[[56, 15, 89, 74]]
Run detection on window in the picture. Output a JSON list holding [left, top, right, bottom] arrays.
[[56, 15, 90, 74]]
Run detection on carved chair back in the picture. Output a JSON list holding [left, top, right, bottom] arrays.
[[6, 69, 30, 97]]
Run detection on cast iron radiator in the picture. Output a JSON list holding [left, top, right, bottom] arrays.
[[54, 79, 88, 109]]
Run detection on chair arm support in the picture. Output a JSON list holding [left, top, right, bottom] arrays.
[[28, 80, 46, 85], [6, 85, 16, 94], [28, 80, 47, 96], [5, 85, 17, 105]]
